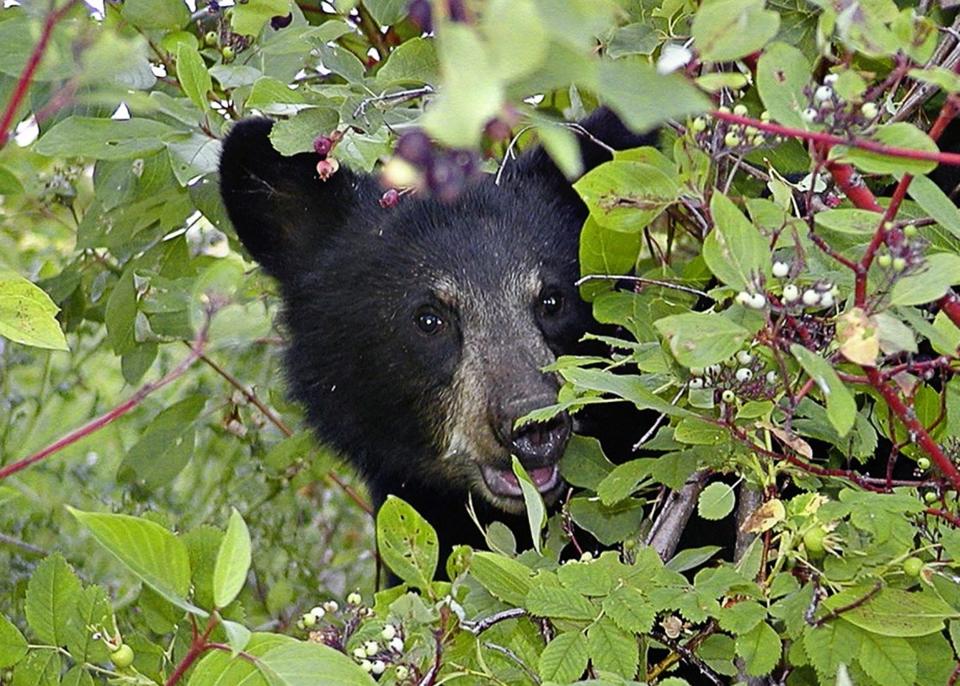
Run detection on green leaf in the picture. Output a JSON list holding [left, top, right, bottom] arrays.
[[511, 456, 547, 554], [469, 551, 532, 606], [698, 482, 736, 521], [25, 553, 81, 646], [11, 650, 59, 686], [790, 344, 856, 437], [121, 0, 190, 29], [482, 0, 547, 81], [703, 192, 770, 289], [231, 0, 291, 36], [539, 632, 589, 683], [0, 272, 68, 350], [717, 600, 766, 635], [0, 614, 27, 669], [579, 217, 642, 299], [890, 252, 960, 306], [176, 44, 212, 113], [375, 37, 438, 86], [258, 640, 376, 685], [815, 208, 882, 234], [586, 616, 639, 679], [906, 174, 960, 240], [67, 508, 195, 613], [65, 586, 112, 664], [757, 42, 811, 129], [560, 366, 693, 417], [602, 587, 656, 634], [559, 435, 614, 490], [655, 312, 751, 368], [596, 459, 650, 506], [267, 110, 340, 157], [213, 508, 252, 609], [691, 0, 780, 62], [666, 545, 721, 573], [857, 632, 915, 686], [568, 496, 645, 546], [598, 60, 710, 135], [574, 160, 679, 233], [364, 0, 407, 26], [734, 621, 781, 677], [802, 619, 863, 680], [833, 123, 938, 176], [376, 496, 439, 590], [62, 665, 95, 686], [525, 586, 597, 621], [36, 117, 176, 160], [222, 620, 253, 655], [822, 587, 954, 637], [0, 165, 24, 195], [422, 23, 503, 147], [536, 123, 583, 179], [119, 395, 205, 487]]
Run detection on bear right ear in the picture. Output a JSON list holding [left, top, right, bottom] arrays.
[[219, 119, 376, 278]]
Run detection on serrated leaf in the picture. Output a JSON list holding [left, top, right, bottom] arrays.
[[698, 482, 736, 520], [833, 123, 938, 175], [691, 0, 779, 62], [757, 42, 810, 129], [68, 508, 196, 613], [0, 272, 68, 350], [0, 614, 27, 669], [65, 586, 111, 664], [596, 459, 650, 506], [790, 344, 856, 437], [469, 552, 532, 606], [376, 496, 438, 590], [602, 587, 655, 634], [717, 600, 766, 634], [525, 586, 597, 621], [11, 650, 59, 686], [25, 553, 82, 646], [176, 44, 212, 113], [890, 252, 960, 306], [822, 587, 953, 637], [655, 312, 751, 368], [213, 508, 252, 609], [586, 616, 639, 679], [734, 621, 781, 676], [574, 161, 679, 233], [857, 632, 915, 686], [538, 631, 589, 683], [703, 192, 770, 290]]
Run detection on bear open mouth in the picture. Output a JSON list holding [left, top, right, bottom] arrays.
[[480, 463, 560, 498]]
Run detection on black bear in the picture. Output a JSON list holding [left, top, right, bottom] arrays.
[[219, 108, 652, 561]]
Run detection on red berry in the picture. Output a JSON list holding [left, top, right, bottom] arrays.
[[313, 135, 334, 158], [379, 189, 400, 208], [316, 158, 340, 181]]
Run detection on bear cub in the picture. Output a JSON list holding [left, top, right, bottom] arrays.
[[219, 108, 652, 562]]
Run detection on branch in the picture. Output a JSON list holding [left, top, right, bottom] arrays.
[[645, 470, 709, 560], [0, 0, 80, 149], [461, 608, 526, 635]]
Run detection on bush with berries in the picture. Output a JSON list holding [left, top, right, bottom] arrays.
[[2, 0, 960, 685]]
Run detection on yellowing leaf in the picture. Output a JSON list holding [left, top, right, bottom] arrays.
[[837, 308, 879, 366], [740, 498, 785, 534]]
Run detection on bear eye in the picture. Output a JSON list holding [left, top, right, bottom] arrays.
[[539, 289, 564, 316], [416, 310, 445, 335]]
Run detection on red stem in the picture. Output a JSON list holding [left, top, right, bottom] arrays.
[[0, 337, 206, 482], [164, 615, 219, 686], [938, 291, 960, 330], [926, 508, 960, 528], [0, 0, 79, 149], [712, 110, 960, 166]]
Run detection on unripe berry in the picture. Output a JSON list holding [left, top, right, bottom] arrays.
[[903, 223, 918, 238], [782, 284, 799, 302], [221, 45, 235, 60], [802, 289, 820, 306], [861, 102, 879, 118], [301, 612, 317, 628], [691, 117, 707, 133], [396, 665, 409, 680], [877, 253, 892, 268], [892, 257, 907, 272], [111, 644, 135, 669], [917, 457, 931, 470], [924, 491, 938, 503], [204, 31, 218, 46], [364, 641, 379, 656], [902, 556, 924, 577], [309, 606, 326, 620], [323, 601, 339, 613], [360, 659, 373, 672], [724, 131, 741, 147], [315, 158, 340, 181], [803, 526, 828, 555], [721, 389, 736, 403], [733, 104, 748, 116], [751, 134, 765, 146], [690, 367, 704, 377], [760, 110, 771, 121], [347, 591, 362, 606], [735, 291, 751, 306], [717, 105, 731, 114], [772, 261, 790, 278], [353, 648, 367, 660], [580, 551, 594, 561]]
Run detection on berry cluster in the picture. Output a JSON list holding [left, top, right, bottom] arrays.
[[691, 104, 780, 154], [798, 73, 879, 132], [874, 222, 927, 277], [734, 259, 841, 314], [312, 131, 344, 181], [688, 349, 780, 404], [381, 130, 480, 202]]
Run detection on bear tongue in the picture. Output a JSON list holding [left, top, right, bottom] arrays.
[[481, 464, 558, 497]]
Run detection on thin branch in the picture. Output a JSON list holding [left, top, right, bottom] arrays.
[[461, 608, 526, 635], [575, 274, 711, 299], [645, 470, 709, 560]]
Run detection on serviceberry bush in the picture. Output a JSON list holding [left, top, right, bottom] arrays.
[[2, 0, 960, 685]]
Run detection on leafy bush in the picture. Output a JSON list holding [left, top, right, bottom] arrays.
[[1, 0, 960, 684]]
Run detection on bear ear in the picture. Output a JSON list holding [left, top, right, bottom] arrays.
[[219, 118, 376, 278], [513, 106, 656, 183]]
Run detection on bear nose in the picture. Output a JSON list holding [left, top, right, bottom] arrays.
[[510, 413, 572, 467]]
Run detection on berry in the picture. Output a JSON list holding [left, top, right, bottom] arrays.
[[802, 289, 820, 306], [746, 292, 767, 310], [902, 556, 924, 577], [691, 117, 707, 133], [721, 389, 736, 403], [396, 665, 409, 680], [924, 491, 938, 503], [309, 605, 326, 620], [819, 291, 834, 308], [903, 224, 918, 238], [580, 551, 594, 561], [484, 117, 512, 141], [689, 377, 704, 389], [814, 85, 833, 101], [782, 284, 799, 302], [724, 131, 741, 147], [877, 253, 892, 268], [204, 31, 218, 46], [717, 105, 731, 114], [371, 661, 386, 676], [823, 73, 839, 85], [760, 110, 771, 121], [735, 368, 753, 382], [353, 648, 367, 660], [221, 45, 235, 60], [395, 130, 433, 166], [803, 526, 828, 555], [360, 659, 373, 672], [111, 644, 135, 669], [751, 134, 765, 146], [316, 158, 340, 181], [408, 0, 432, 31], [690, 367, 704, 377], [801, 108, 818, 123], [892, 257, 907, 272], [733, 104, 748, 116], [381, 624, 397, 641], [765, 370, 778, 384], [861, 102, 879, 118], [737, 350, 753, 365], [313, 135, 334, 158], [735, 291, 751, 306], [323, 600, 339, 613], [917, 457, 931, 470], [772, 261, 790, 278], [379, 188, 400, 208], [364, 641, 379, 656], [381, 158, 420, 189], [708, 364, 722, 376], [301, 612, 317, 628], [347, 591, 362, 605]]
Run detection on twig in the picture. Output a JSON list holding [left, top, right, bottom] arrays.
[[811, 580, 883, 627], [0, 0, 80, 149], [461, 608, 526, 634], [0, 531, 48, 556], [645, 470, 709, 560], [575, 274, 711, 298]]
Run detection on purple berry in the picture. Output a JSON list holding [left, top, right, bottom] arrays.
[[270, 13, 293, 29], [379, 189, 400, 208], [408, 0, 432, 31], [313, 135, 334, 158], [395, 131, 433, 167], [484, 118, 512, 142], [427, 157, 465, 203], [447, 0, 467, 22]]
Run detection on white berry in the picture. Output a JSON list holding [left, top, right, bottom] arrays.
[[689, 377, 704, 389], [772, 261, 790, 278], [737, 350, 753, 365], [360, 660, 373, 672], [820, 291, 834, 307], [736, 291, 751, 306], [861, 102, 878, 118], [347, 592, 362, 606], [782, 284, 799, 302], [747, 292, 767, 310], [364, 641, 379, 656], [823, 73, 839, 85], [736, 368, 753, 382], [389, 636, 404, 653], [802, 289, 820, 306], [766, 371, 778, 384], [802, 108, 818, 123], [381, 625, 397, 641], [396, 666, 409, 679], [310, 606, 326, 620], [814, 85, 833, 102], [733, 104, 748, 116], [323, 601, 338, 613], [353, 648, 367, 660], [371, 661, 386, 676]]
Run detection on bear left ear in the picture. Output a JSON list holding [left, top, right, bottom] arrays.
[[512, 106, 657, 184], [219, 118, 378, 279]]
